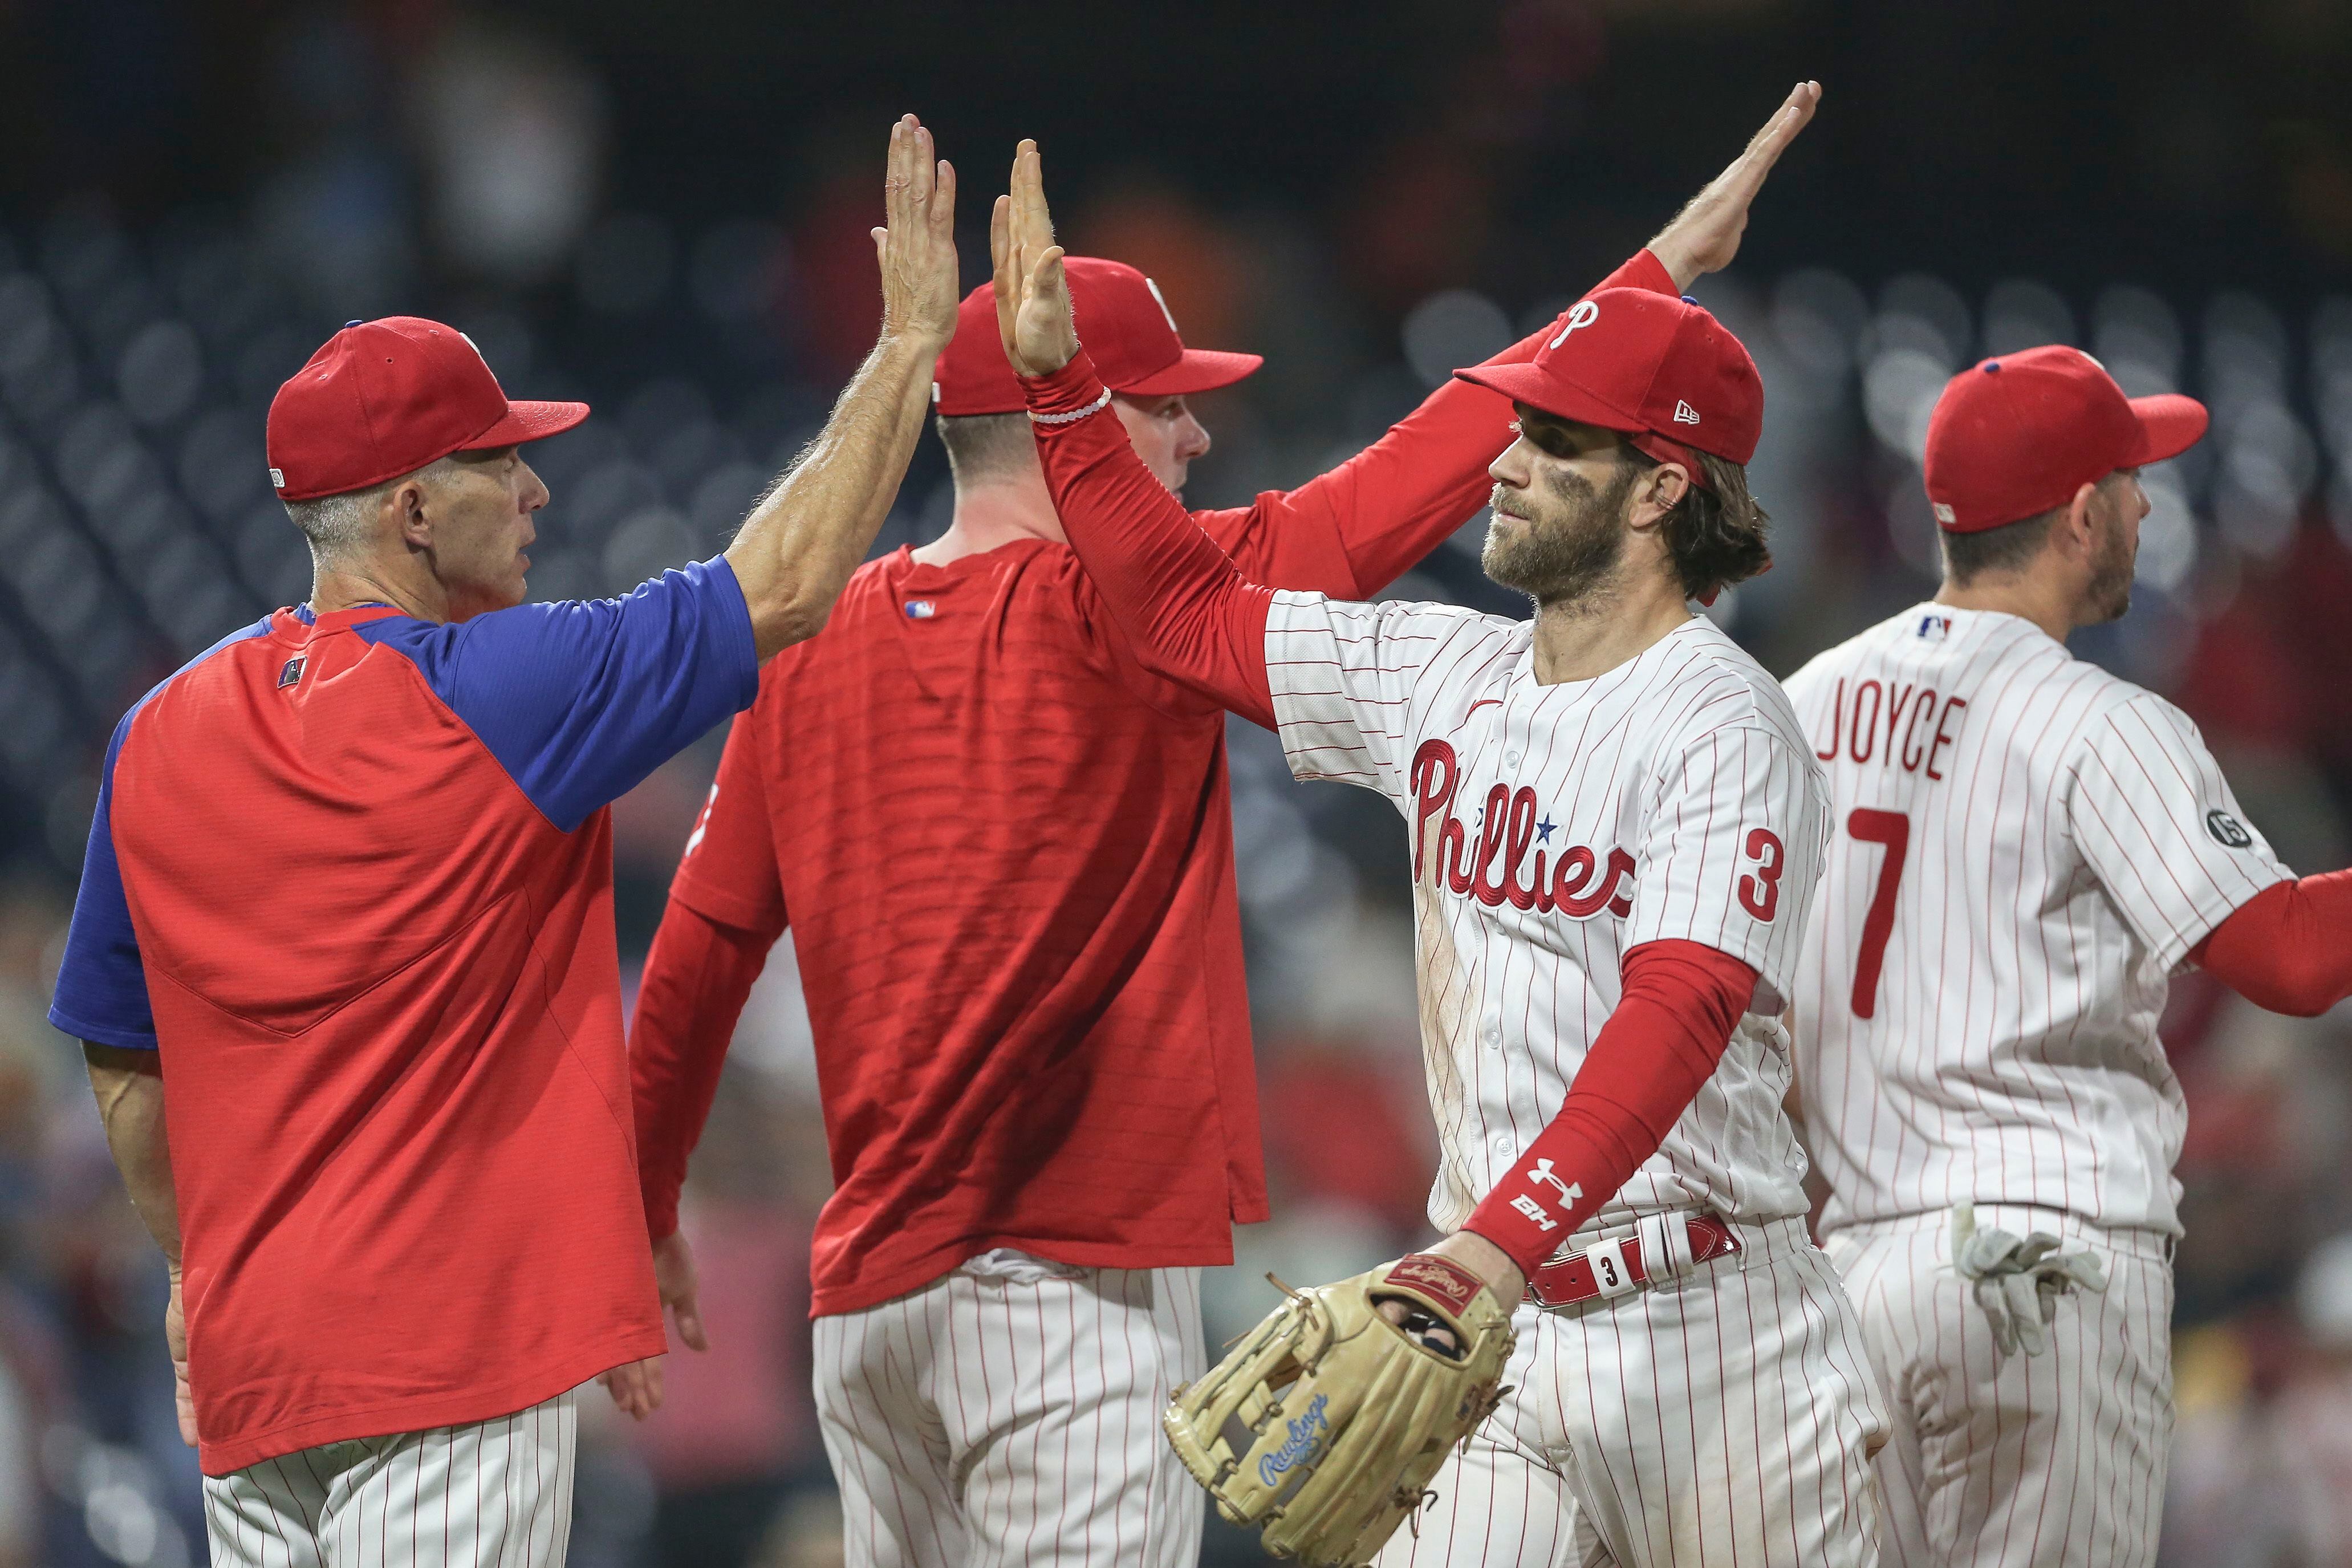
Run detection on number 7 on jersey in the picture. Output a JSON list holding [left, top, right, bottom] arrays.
[[1846, 809, 1909, 1019]]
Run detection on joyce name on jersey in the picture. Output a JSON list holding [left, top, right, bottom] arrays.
[[1784, 605, 2292, 1237], [1264, 591, 1831, 1234]]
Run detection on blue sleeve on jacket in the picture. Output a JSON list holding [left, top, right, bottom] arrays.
[[48, 615, 275, 1049], [359, 556, 762, 832], [48, 710, 158, 1049]]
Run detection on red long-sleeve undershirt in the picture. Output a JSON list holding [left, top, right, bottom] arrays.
[[630, 900, 777, 1238], [1026, 354, 1281, 726], [1463, 940, 1758, 1279], [2189, 868, 2352, 1017]]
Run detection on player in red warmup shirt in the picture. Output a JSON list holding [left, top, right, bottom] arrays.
[[627, 99, 1814, 1568], [50, 116, 958, 1568]]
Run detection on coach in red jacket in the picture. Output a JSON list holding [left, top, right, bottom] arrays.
[[51, 115, 957, 1568]]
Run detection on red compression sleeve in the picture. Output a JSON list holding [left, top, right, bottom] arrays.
[[1203, 248, 1681, 598], [1465, 939, 1757, 1279], [2188, 868, 2352, 1017], [630, 899, 776, 1238], [1026, 353, 1279, 728]]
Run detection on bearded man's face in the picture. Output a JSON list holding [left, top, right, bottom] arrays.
[[1484, 412, 1643, 606], [2081, 468, 2148, 625]]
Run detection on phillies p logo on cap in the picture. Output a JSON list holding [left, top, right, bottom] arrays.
[[1456, 288, 1765, 467], [1547, 299, 1601, 351]]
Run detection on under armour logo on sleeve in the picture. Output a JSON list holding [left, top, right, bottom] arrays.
[[1528, 1158, 1582, 1207]]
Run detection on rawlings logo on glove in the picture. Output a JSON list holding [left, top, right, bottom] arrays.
[[1257, 1394, 1331, 1485], [1162, 1254, 1516, 1567]]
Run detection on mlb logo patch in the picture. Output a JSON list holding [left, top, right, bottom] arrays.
[[904, 600, 937, 620], [277, 655, 306, 689], [1915, 614, 1952, 642]]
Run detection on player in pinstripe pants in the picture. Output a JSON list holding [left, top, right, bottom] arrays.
[[1786, 347, 2352, 1565], [202, 1397, 576, 1568], [1004, 88, 1894, 1566]]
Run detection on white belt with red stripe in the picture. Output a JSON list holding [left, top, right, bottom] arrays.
[[1526, 1210, 1743, 1310]]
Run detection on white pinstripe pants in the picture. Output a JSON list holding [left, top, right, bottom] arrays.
[[1826, 1208, 2174, 1567], [812, 1258, 1204, 1568], [1376, 1217, 1889, 1567], [202, 1388, 577, 1568]]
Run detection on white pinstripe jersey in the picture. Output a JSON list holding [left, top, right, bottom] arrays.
[[1265, 591, 1831, 1236], [1785, 604, 2292, 1237]]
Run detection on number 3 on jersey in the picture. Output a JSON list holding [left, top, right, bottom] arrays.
[[1737, 828, 1786, 921], [1846, 808, 1910, 1019]]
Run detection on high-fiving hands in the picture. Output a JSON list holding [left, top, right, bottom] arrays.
[[1647, 80, 1822, 291], [876, 113, 961, 350], [992, 139, 1081, 378]]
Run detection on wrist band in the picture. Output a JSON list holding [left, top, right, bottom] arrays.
[[1027, 385, 1113, 425]]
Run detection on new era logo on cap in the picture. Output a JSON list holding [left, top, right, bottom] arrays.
[[1673, 400, 1700, 425]]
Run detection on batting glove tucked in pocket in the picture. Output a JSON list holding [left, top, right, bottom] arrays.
[[1950, 1204, 2108, 1358]]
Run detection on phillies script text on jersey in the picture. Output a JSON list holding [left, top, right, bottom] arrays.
[[1255, 594, 1881, 1568], [1410, 739, 1636, 919], [1262, 595, 1827, 1236]]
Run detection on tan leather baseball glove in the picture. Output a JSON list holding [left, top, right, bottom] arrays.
[[1163, 1253, 1517, 1567]]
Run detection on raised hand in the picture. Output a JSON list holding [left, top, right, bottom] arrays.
[[1647, 81, 1822, 290], [875, 114, 960, 349], [990, 139, 1080, 377]]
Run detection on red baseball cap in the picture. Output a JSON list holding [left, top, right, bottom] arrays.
[[932, 257, 1262, 416], [1923, 346, 2207, 533], [266, 316, 589, 501], [1453, 289, 1764, 477]]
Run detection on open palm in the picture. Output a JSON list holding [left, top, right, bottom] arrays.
[[990, 139, 1080, 377]]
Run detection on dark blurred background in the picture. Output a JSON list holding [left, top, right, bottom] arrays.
[[0, 1, 2349, 1563]]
